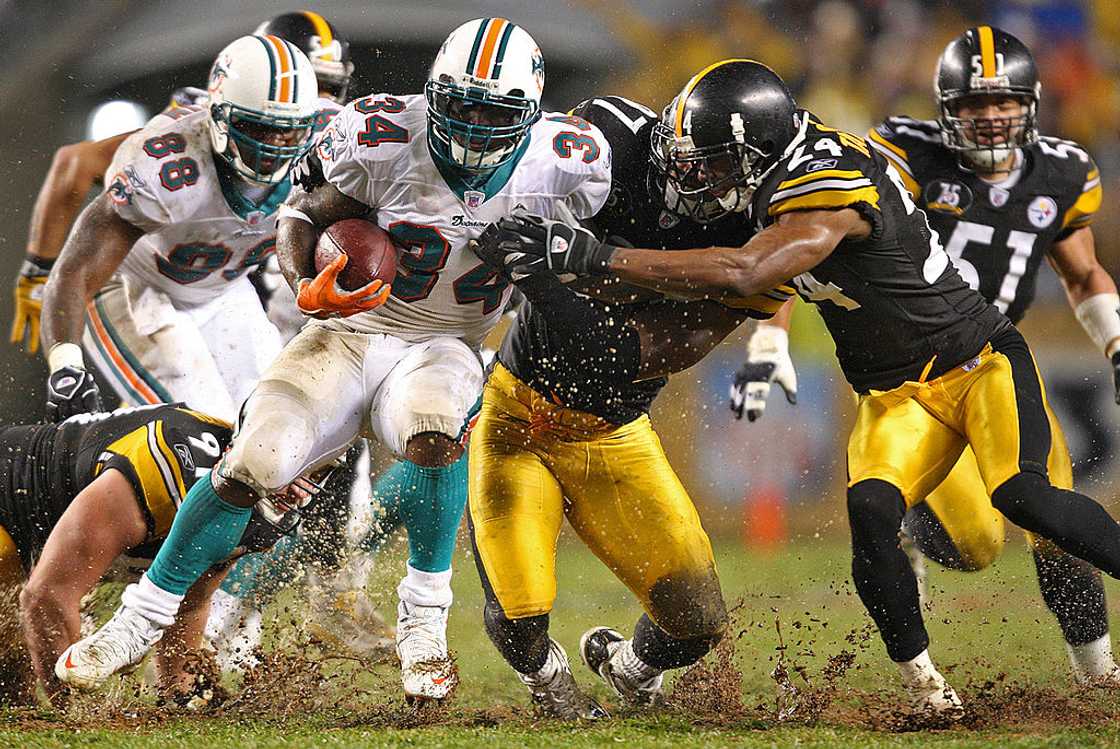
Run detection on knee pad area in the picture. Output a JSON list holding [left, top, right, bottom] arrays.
[[225, 389, 322, 495], [991, 471, 1049, 522], [847, 480, 906, 542]]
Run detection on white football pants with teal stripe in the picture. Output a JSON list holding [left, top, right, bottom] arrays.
[[82, 273, 283, 423]]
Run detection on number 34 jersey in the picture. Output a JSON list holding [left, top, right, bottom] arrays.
[[868, 117, 1102, 324], [315, 93, 612, 348], [105, 106, 299, 306]]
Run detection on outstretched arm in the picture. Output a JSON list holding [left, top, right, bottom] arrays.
[[606, 208, 868, 300], [19, 469, 148, 701]]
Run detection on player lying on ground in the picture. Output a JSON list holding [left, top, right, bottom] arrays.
[[733, 26, 1120, 688], [0, 404, 327, 705], [479, 59, 1120, 718], [59, 17, 611, 703], [469, 94, 793, 719]]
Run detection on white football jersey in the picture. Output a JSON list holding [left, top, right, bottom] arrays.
[[316, 93, 611, 347], [105, 98, 340, 307]]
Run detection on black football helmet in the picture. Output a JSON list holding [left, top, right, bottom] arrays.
[[650, 59, 797, 224], [935, 26, 1040, 172], [255, 11, 354, 103]]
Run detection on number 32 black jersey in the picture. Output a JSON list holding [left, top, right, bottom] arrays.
[[750, 113, 1010, 393], [868, 117, 1102, 324]]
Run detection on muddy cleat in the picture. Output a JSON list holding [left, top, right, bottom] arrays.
[[204, 589, 264, 674], [396, 600, 457, 701], [55, 604, 164, 690], [580, 627, 664, 707], [520, 638, 609, 720], [898, 651, 964, 720], [1068, 635, 1120, 687], [307, 589, 396, 660]]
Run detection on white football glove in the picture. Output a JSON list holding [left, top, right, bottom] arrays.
[[729, 324, 797, 422]]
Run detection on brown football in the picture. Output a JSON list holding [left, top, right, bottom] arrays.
[[315, 219, 398, 291]]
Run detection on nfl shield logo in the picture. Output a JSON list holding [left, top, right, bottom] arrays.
[[246, 211, 265, 226], [989, 186, 1010, 208], [465, 190, 484, 208]]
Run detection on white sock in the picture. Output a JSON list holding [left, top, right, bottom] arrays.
[[121, 573, 184, 629], [610, 639, 661, 684], [396, 564, 453, 608], [1067, 634, 1118, 679], [896, 649, 945, 689]]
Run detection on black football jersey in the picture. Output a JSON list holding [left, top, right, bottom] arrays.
[[868, 117, 1102, 324], [498, 96, 794, 424], [750, 112, 1010, 393], [0, 404, 231, 570]]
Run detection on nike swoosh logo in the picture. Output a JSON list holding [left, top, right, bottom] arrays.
[[65, 651, 76, 670], [431, 675, 449, 685]]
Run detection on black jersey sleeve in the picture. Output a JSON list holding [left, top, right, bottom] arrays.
[[98, 407, 232, 538], [866, 116, 941, 199]]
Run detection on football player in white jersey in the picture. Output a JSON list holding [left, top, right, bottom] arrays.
[[40, 34, 320, 424], [59, 17, 611, 703]]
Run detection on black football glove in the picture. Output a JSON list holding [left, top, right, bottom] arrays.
[[481, 213, 616, 279], [729, 326, 797, 422], [1112, 350, 1120, 405], [46, 366, 103, 422]]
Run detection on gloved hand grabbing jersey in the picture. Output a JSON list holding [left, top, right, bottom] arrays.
[[472, 212, 617, 281]]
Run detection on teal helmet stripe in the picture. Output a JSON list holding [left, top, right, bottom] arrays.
[[490, 21, 516, 79], [465, 18, 490, 75], [254, 35, 278, 101]]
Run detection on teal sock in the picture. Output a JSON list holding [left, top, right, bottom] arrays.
[[398, 453, 468, 573], [357, 461, 407, 554], [219, 533, 300, 601], [148, 471, 252, 596]]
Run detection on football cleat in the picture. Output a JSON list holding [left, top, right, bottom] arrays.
[[55, 604, 164, 690], [307, 589, 396, 660], [204, 589, 263, 674], [898, 658, 964, 720], [520, 639, 608, 720], [396, 600, 457, 701], [579, 627, 664, 707]]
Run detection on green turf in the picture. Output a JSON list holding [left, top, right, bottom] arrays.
[[5, 533, 1120, 747]]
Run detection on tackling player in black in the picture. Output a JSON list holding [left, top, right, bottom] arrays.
[[0, 404, 321, 705], [469, 95, 793, 718], [480, 59, 1120, 717], [859, 26, 1120, 686]]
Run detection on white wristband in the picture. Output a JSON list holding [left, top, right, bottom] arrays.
[[47, 342, 84, 373], [278, 204, 314, 225], [1074, 293, 1120, 357], [747, 323, 790, 359]]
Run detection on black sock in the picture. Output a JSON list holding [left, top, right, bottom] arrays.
[[1033, 546, 1109, 646], [848, 479, 929, 662], [632, 613, 719, 671]]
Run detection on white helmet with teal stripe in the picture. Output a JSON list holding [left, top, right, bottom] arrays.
[[426, 18, 544, 173], [207, 35, 320, 184]]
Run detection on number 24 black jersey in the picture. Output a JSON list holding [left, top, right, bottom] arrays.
[[868, 117, 1102, 325], [750, 113, 1010, 393]]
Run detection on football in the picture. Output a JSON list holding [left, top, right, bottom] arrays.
[[314, 219, 398, 291]]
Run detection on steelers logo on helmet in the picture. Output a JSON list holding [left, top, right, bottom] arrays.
[[253, 11, 355, 103], [207, 35, 320, 185], [425, 18, 543, 175], [650, 59, 797, 224], [935, 26, 1041, 173]]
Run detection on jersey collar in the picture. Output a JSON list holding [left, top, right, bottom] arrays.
[[427, 133, 533, 206], [215, 158, 292, 222]]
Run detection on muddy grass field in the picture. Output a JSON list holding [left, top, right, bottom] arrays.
[[5, 535, 1120, 748]]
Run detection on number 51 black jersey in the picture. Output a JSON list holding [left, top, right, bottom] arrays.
[[868, 116, 1101, 325]]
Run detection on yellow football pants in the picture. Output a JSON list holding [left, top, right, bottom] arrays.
[[469, 364, 724, 638], [849, 333, 1069, 528], [0, 524, 20, 590]]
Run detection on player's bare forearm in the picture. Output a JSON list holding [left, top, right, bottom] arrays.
[[155, 564, 230, 696], [278, 182, 368, 291], [607, 209, 864, 300], [26, 134, 131, 262], [1049, 227, 1118, 306], [630, 300, 748, 379], [41, 193, 142, 351]]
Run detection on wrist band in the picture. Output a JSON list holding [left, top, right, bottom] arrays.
[[278, 204, 314, 225], [1075, 293, 1120, 357], [48, 342, 84, 373]]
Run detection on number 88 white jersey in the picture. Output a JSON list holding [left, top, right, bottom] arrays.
[[106, 106, 298, 306], [315, 93, 611, 347]]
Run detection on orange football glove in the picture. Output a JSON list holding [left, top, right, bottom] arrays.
[[296, 254, 391, 318]]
